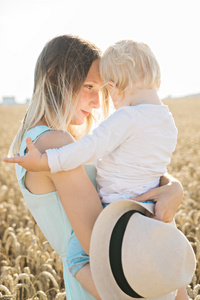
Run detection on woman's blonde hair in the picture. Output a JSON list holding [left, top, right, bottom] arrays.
[[10, 35, 109, 156], [100, 40, 161, 94]]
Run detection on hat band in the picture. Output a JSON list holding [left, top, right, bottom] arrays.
[[109, 210, 144, 298]]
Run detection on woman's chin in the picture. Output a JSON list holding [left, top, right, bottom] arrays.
[[70, 119, 85, 126]]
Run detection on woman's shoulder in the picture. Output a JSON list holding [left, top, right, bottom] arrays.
[[34, 129, 75, 153]]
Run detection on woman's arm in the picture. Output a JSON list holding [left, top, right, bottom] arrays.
[[25, 130, 103, 255], [132, 173, 183, 223], [49, 166, 103, 254]]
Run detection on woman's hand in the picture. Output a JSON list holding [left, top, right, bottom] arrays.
[[131, 176, 183, 223], [3, 137, 49, 172]]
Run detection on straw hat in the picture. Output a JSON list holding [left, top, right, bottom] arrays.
[[90, 200, 196, 300]]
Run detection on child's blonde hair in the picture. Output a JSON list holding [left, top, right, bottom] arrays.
[[100, 40, 161, 93]]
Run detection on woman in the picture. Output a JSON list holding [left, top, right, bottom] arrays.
[[6, 35, 183, 300]]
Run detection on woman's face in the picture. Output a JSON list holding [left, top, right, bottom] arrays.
[[70, 59, 103, 125]]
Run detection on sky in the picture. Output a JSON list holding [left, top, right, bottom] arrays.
[[0, 0, 200, 103]]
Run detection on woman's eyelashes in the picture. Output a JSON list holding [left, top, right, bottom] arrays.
[[84, 84, 93, 90]]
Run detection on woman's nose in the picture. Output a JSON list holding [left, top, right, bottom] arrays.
[[90, 92, 100, 109]]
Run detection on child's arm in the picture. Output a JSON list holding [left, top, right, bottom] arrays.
[[3, 137, 50, 172], [4, 108, 134, 173], [46, 108, 135, 173]]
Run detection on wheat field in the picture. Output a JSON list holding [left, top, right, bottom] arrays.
[[0, 97, 200, 299]]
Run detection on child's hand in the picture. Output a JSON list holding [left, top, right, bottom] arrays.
[[3, 137, 50, 172]]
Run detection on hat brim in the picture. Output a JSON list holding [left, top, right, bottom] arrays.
[[90, 199, 155, 300], [90, 199, 196, 300]]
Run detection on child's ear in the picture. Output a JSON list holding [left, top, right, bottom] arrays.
[[107, 81, 115, 89], [157, 80, 161, 89]]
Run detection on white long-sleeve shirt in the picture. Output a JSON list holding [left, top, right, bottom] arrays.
[[46, 104, 177, 203]]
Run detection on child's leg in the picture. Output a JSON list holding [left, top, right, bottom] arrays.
[[66, 232, 90, 277], [66, 232, 101, 299], [75, 263, 101, 300], [175, 287, 189, 300]]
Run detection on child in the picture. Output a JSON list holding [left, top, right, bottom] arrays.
[[4, 40, 189, 299]]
